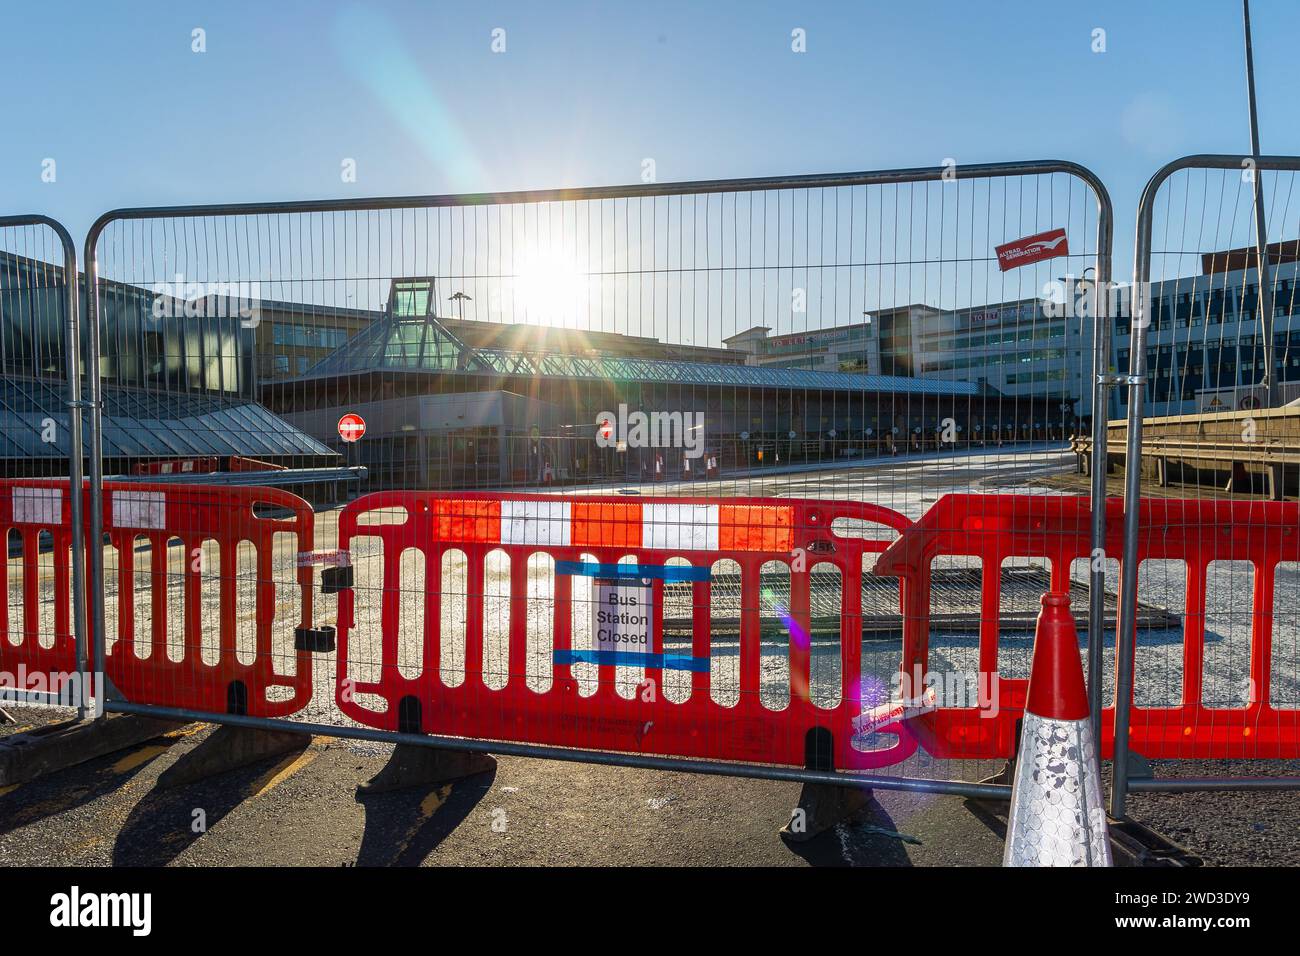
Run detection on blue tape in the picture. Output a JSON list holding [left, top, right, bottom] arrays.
[[555, 561, 710, 582], [553, 649, 710, 672]]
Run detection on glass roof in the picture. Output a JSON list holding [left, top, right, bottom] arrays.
[[300, 313, 982, 398], [0, 379, 335, 460]]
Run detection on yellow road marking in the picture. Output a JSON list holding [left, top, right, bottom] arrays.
[[111, 743, 171, 774], [0, 784, 19, 798], [248, 748, 317, 798], [383, 785, 451, 862], [419, 787, 448, 819], [161, 724, 203, 740]]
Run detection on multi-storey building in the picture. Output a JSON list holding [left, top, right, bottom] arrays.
[[1113, 241, 1300, 417]]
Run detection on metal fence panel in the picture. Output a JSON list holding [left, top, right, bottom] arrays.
[[83, 160, 1112, 794], [0, 215, 89, 714], [1116, 154, 1300, 813]]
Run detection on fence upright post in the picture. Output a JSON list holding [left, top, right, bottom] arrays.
[[1087, 187, 1114, 745], [1112, 170, 1163, 819], [57, 226, 89, 720], [83, 224, 107, 718]]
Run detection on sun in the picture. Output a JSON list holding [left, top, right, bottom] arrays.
[[513, 248, 589, 326]]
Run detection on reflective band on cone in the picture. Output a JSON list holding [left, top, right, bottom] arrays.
[[1003, 592, 1111, 867]]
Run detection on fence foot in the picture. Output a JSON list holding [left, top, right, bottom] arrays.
[[156, 725, 310, 790], [1122, 749, 1154, 781], [1107, 817, 1202, 867], [0, 715, 185, 787], [357, 744, 497, 795], [981, 759, 1016, 787], [779, 781, 872, 843]]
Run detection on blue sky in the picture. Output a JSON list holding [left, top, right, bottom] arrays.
[[1, 0, 1294, 282]]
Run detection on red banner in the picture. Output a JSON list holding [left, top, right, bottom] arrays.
[[995, 227, 1068, 271]]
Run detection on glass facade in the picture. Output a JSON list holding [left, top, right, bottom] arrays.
[[0, 251, 253, 399]]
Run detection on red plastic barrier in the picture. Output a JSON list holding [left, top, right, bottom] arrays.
[[226, 456, 288, 472], [131, 457, 219, 476], [872, 494, 1300, 761], [0, 480, 83, 703], [99, 482, 317, 717], [0, 479, 318, 717], [335, 491, 913, 770]]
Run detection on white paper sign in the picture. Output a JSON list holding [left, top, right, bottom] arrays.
[[112, 490, 166, 530], [592, 577, 653, 655], [12, 486, 62, 525]]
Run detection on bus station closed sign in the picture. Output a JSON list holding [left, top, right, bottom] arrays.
[[592, 577, 653, 654]]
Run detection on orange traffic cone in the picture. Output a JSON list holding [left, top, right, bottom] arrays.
[[1003, 592, 1111, 867]]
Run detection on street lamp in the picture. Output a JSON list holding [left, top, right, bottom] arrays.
[[448, 291, 472, 320]]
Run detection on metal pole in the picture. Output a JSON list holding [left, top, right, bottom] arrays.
[[1111, 199, 1157, 820], [1128, 775, 1300, 793], [83, 160, 1110, 225], [102, 697, 1014, 800], [58, 229, 89, 721], [82, 234, 107, 718], [1088, 197, 1115, 743], [1243, 0, 1277, 407]]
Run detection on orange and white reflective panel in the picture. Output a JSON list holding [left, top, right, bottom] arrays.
[[428, 498, 793, 553]]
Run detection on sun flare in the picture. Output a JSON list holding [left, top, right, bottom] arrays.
[[513, 248, 589, 325]]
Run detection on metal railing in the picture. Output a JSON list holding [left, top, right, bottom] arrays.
[[0, 215, 89, 716], [77, 159, 1114, 798], [1114, 153, 1300, 814], [12, 154, 1297, 824]]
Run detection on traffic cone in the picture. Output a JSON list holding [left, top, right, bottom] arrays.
[[1003, 592, 1111, 867]]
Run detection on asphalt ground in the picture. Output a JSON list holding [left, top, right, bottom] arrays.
[[2, 706, 1296, 866], [0, 709, 1003, 867], [2, 446, 1296, 866]]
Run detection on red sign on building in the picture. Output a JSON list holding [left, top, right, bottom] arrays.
[[338, 413, 366, 443], [994, 227, 1069, 271]]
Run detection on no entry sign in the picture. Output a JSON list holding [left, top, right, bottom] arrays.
[[338, 413, 366, 443]]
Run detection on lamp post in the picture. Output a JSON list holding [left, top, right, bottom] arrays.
[[448, 291, 472, 320], [1243, 0, 1277, 407]]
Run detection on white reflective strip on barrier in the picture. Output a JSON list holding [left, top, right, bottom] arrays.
[[642, 503, 719, 551], [12, 486, 62, 525], [112, 490, 167, 530], [501, 500, 572, 546], [297, 549, 353, 568]]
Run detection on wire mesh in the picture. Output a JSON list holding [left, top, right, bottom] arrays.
[[1114, 157, 1300, 808], [81, 164, 1112, 787], [0, 219, 87, 710]]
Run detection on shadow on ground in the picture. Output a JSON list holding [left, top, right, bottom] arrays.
[[354, 766, 497, 866], [111, 744, 310, 866], [0, 735, 183, 839], [782, 795, 915, 866]]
